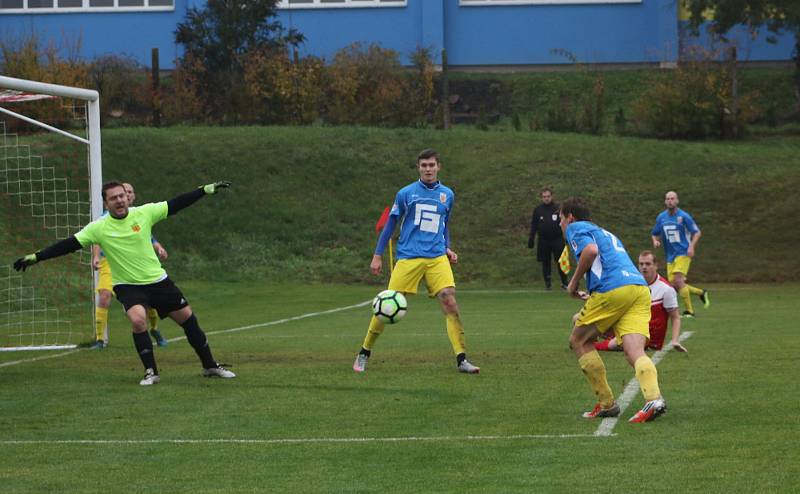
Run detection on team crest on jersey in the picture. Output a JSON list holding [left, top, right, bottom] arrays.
[[677, 217, 683, 224], [131, 224, 141, 233], [439, 193, 447, 204]]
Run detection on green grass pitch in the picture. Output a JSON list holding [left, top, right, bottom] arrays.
[[1, 282, 798, 492]]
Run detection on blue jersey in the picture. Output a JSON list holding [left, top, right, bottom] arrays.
[[565, 221, 646, 294], [651, 208, 700, 262], [389, 180, 454, 260]]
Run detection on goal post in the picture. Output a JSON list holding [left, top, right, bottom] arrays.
[[0, 75, 102, 351]]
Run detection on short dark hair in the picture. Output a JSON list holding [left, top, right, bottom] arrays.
[[102, 181, 125, 200], [559, 197, 591, 221], [540, 187, 552, 195], [417, 148, 439, 163]]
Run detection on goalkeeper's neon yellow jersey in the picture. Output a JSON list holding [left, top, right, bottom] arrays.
[[75, 202, 168, 285]]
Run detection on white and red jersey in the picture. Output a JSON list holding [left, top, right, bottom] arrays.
[[647, 274, 679, 349]]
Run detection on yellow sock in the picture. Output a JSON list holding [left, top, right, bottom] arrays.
[[686, 284, 703, 296], [634, 356, 661, 401], [445, 313, 466, 355], [148, 308, 159, 331], [95, 307, 108, 342], [578, 351, 614, 407], [361, 315, 385, 351], [678, 286, 694, 313]]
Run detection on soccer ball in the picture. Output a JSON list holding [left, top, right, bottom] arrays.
[[372, 290, 408, 324]]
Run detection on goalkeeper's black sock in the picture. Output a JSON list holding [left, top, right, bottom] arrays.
[[181, 313, 216, 369], [132, 331, 157, 373], [456, 352, 466, 365], [359, 347, 371, 357]]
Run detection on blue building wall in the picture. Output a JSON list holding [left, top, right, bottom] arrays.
[[0, 0, 794, 69]]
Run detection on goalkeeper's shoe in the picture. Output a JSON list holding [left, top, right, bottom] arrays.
[[582, 402, 620, 419], [700, 290, 711, 309], [457, 359, 480, 374], [203, 364, 236, 378], [353, 353, 369, 373], [682, 311, 695, 319], [150, 329, 168, 347], [139, 368, 160, 386], [628, 397, 667, 423]]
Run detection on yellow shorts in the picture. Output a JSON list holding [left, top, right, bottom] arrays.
[[388, 255, 455, 296], [575, 284, 650, 344], [667, 255, 692, 282], [96, 258, 114, 295]]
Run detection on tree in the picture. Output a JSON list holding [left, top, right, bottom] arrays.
[[683, 0, 800, 115], [174, 0, 304, 121]]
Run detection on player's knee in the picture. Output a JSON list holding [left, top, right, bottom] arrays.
[[98, 290, 112, 307], [438, 289, 458, 313]]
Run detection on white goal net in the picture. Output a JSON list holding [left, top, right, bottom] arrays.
[[0, 76, 102, 351]]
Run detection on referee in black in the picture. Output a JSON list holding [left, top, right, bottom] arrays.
[[527, 187, 568, 290]]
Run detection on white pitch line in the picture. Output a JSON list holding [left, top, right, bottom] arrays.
[[0, 301, 372, 369], [593, 331, 694, 437], [0, 432, 610, 446], [165, 300, 373, 343], [0, 349, 80, 369]]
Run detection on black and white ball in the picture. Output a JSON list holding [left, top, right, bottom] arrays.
[[372, 290, 408, 324]]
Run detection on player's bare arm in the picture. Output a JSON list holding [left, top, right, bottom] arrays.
[[567, 243, 596, 300], [446, 248, 458, 264], [91, 244, 101, 270], [687, 230, 701, 258], [370, 254, 383, 276], [651, 235, 661, 248]]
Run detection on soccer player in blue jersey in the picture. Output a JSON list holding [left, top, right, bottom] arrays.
[[353, 149, 480, 374], [651, 191, 709, 318], [561, 198, 666, 423]]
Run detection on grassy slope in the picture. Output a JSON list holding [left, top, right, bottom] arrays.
[[99, 126, 800, 285]]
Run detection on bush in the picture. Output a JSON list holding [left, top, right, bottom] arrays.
[[90, 55, 151, 125], [0, 32, 90, 130], [631, 47, 758, 139], [325, 43, 435, 127], [243, 47, 326, 125], [325, 43, 407, 126]]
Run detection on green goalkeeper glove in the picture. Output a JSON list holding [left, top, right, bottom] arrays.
[[13, 254, 38, 272], [202, 181, 232, 195]]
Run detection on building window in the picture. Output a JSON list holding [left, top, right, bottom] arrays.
[[0, 0, 173, 12], [278, 0, 406, 9], [459, 0, 641, 5]]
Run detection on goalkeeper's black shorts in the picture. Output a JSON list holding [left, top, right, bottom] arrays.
[[114, 277, 189, 319]]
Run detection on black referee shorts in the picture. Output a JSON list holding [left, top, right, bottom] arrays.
[[113, 277, 189, 319]]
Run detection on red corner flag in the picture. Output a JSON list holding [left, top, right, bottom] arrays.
[[375, 206, 391, 234]]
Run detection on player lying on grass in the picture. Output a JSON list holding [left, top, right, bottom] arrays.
[[14, 181, 235, 386], [561, 198, 667, 423], [594, 250, 687, 353]]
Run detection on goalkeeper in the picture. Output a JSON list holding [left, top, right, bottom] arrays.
[[14, 181, 235, 386]]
